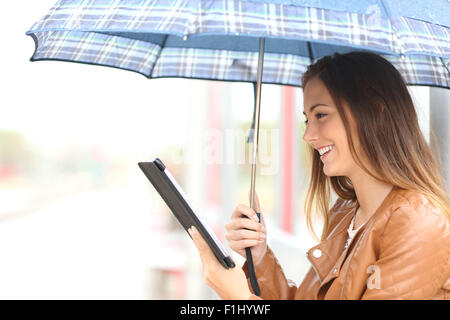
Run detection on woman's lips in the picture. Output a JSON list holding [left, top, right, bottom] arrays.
[[320, 147, 333, 161]]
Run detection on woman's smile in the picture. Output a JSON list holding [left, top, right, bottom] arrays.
[[319, 145, 334, 161]]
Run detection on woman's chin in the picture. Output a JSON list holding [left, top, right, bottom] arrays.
[[323, 166, 332, 176], [323, 164, 339, 177]]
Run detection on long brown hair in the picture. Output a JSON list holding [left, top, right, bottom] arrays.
[[301, 51, 450, 242]]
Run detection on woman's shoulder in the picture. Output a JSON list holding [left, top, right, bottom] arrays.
[[390, 187, 432, 208], [328, 188, 447, 234], [378, 187, 448, 241], [386, 187, 443, 220]]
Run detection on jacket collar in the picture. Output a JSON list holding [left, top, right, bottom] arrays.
[[306, 209, 355, 283], [306, 186, 398, 284]]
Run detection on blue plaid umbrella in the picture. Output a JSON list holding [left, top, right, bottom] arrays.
[[26, 0, 450, 296], [27, 0, 449, 88]]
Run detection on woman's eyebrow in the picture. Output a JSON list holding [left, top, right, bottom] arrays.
[[302, 103, 328, 115]]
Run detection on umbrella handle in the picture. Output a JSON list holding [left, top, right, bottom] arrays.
[[244, 212, 261, 296]]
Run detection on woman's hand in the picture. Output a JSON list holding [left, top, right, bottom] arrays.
[[225, 192, 267, 266], [189, 226, 252, 300]]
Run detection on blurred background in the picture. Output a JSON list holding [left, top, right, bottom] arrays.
[[0, 2, 448, 299]]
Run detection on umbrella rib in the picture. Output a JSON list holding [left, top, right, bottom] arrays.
[[307, 41, 314, 64], [148, 34, 168, 78], [440, 57, 450, 76]]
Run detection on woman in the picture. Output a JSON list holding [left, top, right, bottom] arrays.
[[188, 51, 450, 300]]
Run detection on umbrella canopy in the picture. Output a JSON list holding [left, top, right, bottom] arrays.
[[27, 0, 450, 88]]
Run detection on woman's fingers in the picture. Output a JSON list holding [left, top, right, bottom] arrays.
[[226, 192, 267, 261], [225, 217, 262, 232], [189, 226, 206, 252], [228, 239, 261, 251], [225, 228, 264, 242], [189, 226, 219, 267], [226, 217, 266, 256], [231, 204, 259, 222]]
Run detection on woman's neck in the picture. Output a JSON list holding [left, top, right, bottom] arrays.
[[349, 172, 394, 229]]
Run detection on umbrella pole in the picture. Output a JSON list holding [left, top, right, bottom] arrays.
[[245, 38, 265, 297], [249, 38, 265, 212]]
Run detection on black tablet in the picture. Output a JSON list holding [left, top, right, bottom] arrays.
[[138, 158, 235, 269]]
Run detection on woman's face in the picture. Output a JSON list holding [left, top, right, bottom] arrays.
[[302, 76, 360, 177]]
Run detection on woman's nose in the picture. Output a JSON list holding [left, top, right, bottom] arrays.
[[302, 122, 318, 145]]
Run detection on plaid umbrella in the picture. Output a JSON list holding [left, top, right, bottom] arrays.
[[26, 0, 450, 296], [27, 0, 449, 88]]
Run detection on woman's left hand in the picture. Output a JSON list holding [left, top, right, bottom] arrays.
[[189, 226, 252, 300]]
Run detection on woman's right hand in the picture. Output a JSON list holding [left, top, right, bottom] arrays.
[[225, 192, 267, 266]]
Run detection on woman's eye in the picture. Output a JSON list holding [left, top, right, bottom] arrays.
[[304, 113, 326, 124]]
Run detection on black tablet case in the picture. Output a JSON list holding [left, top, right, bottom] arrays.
[[138, 159, 235, 269]]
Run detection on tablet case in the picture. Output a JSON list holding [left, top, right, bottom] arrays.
[[138, 158, 235, 269]]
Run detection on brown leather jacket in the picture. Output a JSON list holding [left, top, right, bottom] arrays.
[[244, 186, 450, 299]]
